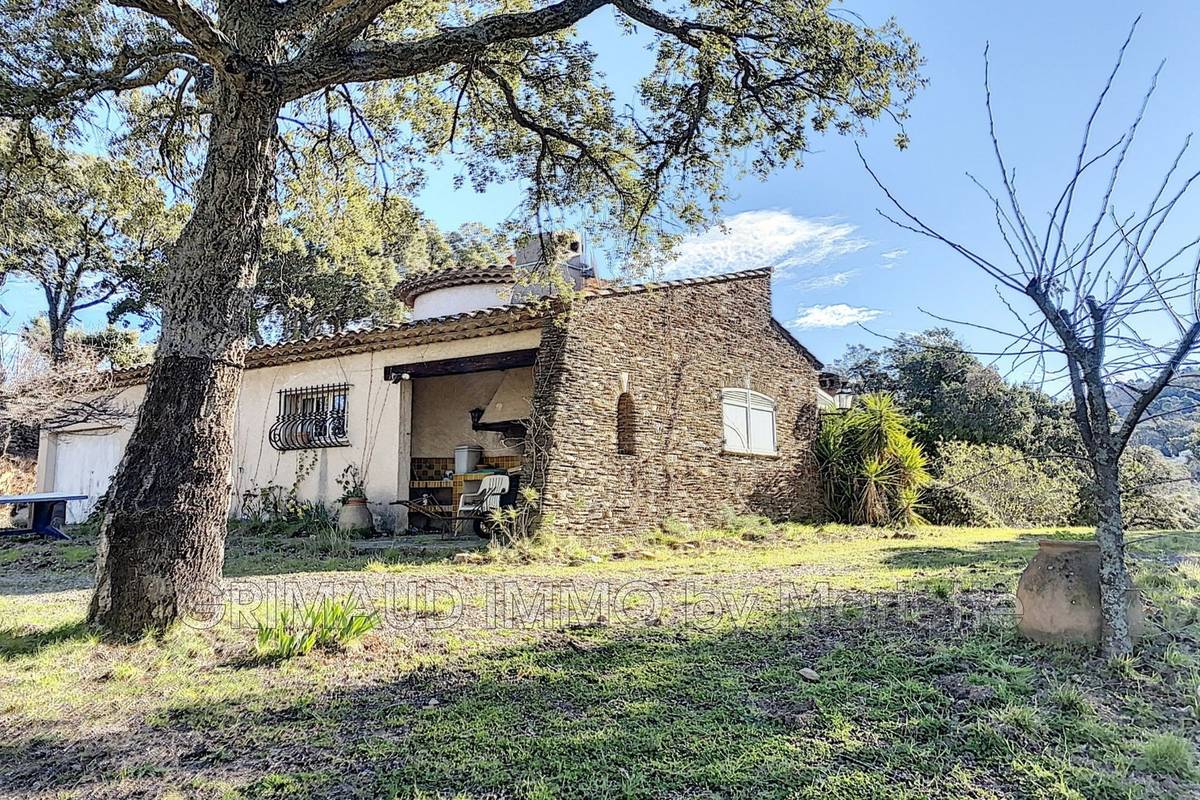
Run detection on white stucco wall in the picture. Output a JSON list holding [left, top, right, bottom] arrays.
[[410, 283, 514, 320], [36, 328, 541, 530]]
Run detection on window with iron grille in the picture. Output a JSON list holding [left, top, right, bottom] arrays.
[[268, 384, 351, 451]]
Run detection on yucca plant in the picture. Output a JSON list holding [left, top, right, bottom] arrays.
[[816, 392, 930, 527], [815, 415, 856, 522]]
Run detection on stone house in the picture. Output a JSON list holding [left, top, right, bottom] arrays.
[[35, 242, 842, 537]]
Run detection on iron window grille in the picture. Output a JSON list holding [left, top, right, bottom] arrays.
[[268, 383, 351, 451]]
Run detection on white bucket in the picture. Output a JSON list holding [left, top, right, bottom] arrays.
[[454, 444, 483, 474]]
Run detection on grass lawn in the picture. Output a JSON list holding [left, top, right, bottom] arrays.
[[1, 523, 1198, 799]]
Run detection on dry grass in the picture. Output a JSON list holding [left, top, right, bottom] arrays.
[[0, 524, 1197, 798]]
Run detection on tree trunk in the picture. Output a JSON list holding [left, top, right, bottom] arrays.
[[88, 85, 280, 636], [44, 293, 67, 364], [1093, 451, 1134, 656]]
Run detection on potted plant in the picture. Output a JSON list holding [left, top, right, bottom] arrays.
[[335, 464, 373, 534]]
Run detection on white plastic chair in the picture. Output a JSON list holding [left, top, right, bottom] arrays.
[[457, 474, 509, 532]]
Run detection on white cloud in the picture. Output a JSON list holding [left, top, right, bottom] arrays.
[[661, 210, 869, 279], [797, 269, 859, 290], [879, 248, 907, 269], [789, 304, 883, 329]]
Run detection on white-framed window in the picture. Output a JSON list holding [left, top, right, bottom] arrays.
[[721, 388, 777, 455]]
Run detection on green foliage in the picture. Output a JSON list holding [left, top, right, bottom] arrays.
[[236, 453, 338, 538], [921, 480, 1001, 527], [335, 464, 367, 503], [836, 329, 1200, 530], [1111, 373, 1200, 458], [2, 0, 923, 270], [936, 442, 1083, 528], [21, 318, 154, 369], [486, 485, 542, 544], [816, 393, 930, 526], [254, 596, 380, 660], [250, 167, 512, 342], [835, 329, 1079, 458], [313, 523, 354, 558], [1138, 734, 1196, 778], [1118, 446, 1200, 530], [0, 133, 182, 356]]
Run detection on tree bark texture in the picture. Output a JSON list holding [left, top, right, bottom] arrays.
[[1093, 451, 1134, 657], [88, 84, 280, 635]]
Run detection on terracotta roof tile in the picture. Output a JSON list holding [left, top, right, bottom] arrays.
[[393, 264, 515, 306], [110, 267, 820, 385], [109, 303, 548, 387]]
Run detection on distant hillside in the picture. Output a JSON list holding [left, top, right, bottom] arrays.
[[1110, 372, 1200, 457]]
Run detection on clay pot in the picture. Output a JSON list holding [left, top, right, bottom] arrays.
[[337, 497, 374, 534], [1016, 539, 1144, 646]]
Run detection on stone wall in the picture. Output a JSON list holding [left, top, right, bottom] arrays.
[[527, 271, 823, 539]]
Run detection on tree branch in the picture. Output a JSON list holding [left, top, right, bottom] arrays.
[[7, 52, 201, 120], [1115, 321, 1200, 450], [286, 0, 726, 100], [109, 0, 239, 69]]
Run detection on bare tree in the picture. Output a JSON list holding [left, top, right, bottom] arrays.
[[0, 337, 132, 454], [861, 20, 1200, 656]]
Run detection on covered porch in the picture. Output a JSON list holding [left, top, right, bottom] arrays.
[[385, 348, 537, 534]]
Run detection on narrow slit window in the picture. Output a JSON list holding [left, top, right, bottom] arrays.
[[269, 384, 351, 451], [616, 392, 637, 455]]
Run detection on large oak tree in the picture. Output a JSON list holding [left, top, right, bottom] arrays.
[[0, 136, 180, 362], [2, 0, 921, 635]]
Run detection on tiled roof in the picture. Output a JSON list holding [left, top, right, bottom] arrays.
[[109, 303, 548, 387], [393, 264, 515, 307], [109, 266, 821, 385], [582, 267, 773, 298]]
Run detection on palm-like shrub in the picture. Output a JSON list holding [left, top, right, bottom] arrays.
[[817, 393, 930, 526]]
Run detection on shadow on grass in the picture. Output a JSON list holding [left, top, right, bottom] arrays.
[[221, 532, 480, 578], [879, 533, 1047, 574], [883, 530, 1200, 577], [2, 595, 1173, 800], [0, 620, 92, 660]]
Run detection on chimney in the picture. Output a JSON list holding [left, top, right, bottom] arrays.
[[512, 230, 583, 269]]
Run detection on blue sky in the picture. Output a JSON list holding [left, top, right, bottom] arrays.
[[416, 1, 1200, 370], [6, 1, 1200, 375]]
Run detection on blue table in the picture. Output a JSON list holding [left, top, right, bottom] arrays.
[[0, 493, 87, 541]]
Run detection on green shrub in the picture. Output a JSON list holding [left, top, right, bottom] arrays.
[[935, 441, 1082, 527], [716, 506, 776, 538], [1138, 733, 1196, 777], [1118, 446, 1200, 530], [313, 523, 354, 556], [922, 479, 1001, 527], [255, 596, 379, 660], [816, 393, 931, 527]]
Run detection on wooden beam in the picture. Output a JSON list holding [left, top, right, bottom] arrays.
[[384, 348, 539, 382], [395, 379, 413, 531]]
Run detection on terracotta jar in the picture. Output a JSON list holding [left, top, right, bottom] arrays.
[[1016, 539, 1144, 646], [337, 497, 374, 534]]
